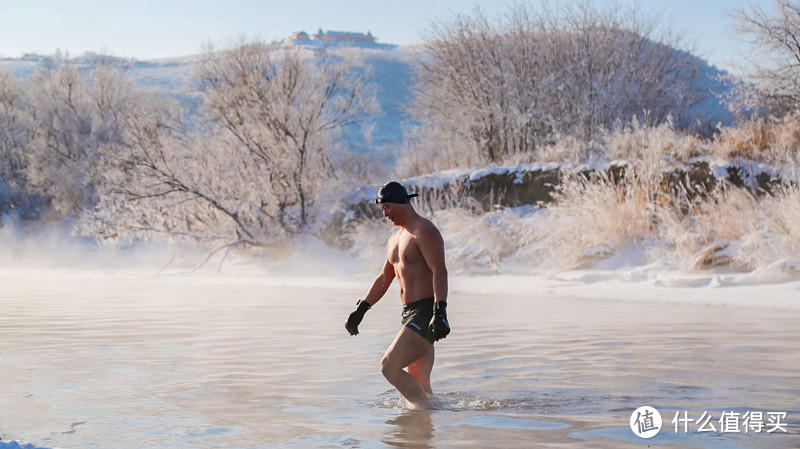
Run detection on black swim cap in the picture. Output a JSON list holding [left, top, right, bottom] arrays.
[[375, 181, 418, 204]]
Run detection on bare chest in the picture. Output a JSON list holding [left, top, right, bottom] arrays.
[[387, 232, 424, 266]]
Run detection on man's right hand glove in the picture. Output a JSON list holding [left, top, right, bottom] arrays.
[[345, 300, 371, 336], [429, 301, 450, 341]]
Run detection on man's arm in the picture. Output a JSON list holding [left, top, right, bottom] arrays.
[[419, 223, 450, 341], [418, 225, 448, 303], [346, 259, 395, 336], [362, 259, 395, 305]]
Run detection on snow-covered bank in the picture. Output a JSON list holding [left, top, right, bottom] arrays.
[[452, 270, 800, 311], [0, 438, 50, 449]]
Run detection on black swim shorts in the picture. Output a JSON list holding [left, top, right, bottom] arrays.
[[401, 297, 435, 344]]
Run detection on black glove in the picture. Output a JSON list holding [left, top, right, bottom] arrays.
[[429, 301, 450, 341], [345, 300, 371, 336]]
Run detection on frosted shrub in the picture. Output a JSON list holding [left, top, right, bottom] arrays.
[[410, 2, 703, 166], [731, 0, 800, 112]]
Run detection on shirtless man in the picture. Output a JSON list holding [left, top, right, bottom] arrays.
[[345, 181, 450, 406]]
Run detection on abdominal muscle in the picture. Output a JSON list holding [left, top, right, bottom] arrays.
[[395, 261, 434, 305]]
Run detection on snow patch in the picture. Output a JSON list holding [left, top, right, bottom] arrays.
[[0, 438, 51, 449], [709, 159, 798, 186]]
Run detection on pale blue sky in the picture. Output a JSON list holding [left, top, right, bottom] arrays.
[[0, 0, 772, 70]]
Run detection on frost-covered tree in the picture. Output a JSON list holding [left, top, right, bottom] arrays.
[[410, 2, 702, 165], [732, 0, 800, 114], [0, 72, 25, 160], [82, 103, 287, 253], [0, 70, 39, 220], [82, 42, 378, 257], [196, 42, 378, 229], [23, 61, 137, 217]]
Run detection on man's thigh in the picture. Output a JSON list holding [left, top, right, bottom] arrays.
[[382, 326, 433, 369]]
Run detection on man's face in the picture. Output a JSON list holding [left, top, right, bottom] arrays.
[[379, 202, 402, 225]]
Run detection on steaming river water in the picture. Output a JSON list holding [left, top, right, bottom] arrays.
[[0, 271, 798, 448]]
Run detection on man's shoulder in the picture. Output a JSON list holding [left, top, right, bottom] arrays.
[[415, 218, 443, 240]]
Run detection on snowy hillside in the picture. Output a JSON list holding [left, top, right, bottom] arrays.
[[0, 39, 735, 163]]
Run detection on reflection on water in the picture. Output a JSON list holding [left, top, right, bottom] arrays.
[[0, 271, 798, 448], [384, 409, 434, 449]]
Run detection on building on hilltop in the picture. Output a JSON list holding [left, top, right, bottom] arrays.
[[21, 53, 52, 62], [312, 29, 376, 44], [288, 29, 379, 47], [290, 31, 310, 42]]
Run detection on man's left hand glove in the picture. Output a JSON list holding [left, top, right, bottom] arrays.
[[345, 300, 371, 336], [429, 301, 450, 341]]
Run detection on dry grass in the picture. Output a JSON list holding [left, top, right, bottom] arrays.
[[398, 113, 800, 180], [518, 167, 662, 269], [393, 126, 481, 178], [657, 185, 760, 270], [604, 116, 706, 163], [533, 163, 800, 271], [498, 134, 597, 166], [667, 183, 800, 271], [410, 113, 800, 181], [713, 111, 800, 164], [431, 208, 524, 272], [497, 116, 709, 170]]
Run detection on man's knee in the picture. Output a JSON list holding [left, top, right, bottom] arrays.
[[380, 355, 397, 380]]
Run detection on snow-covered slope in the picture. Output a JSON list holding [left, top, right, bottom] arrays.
[[1, 39, 736, 162]]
